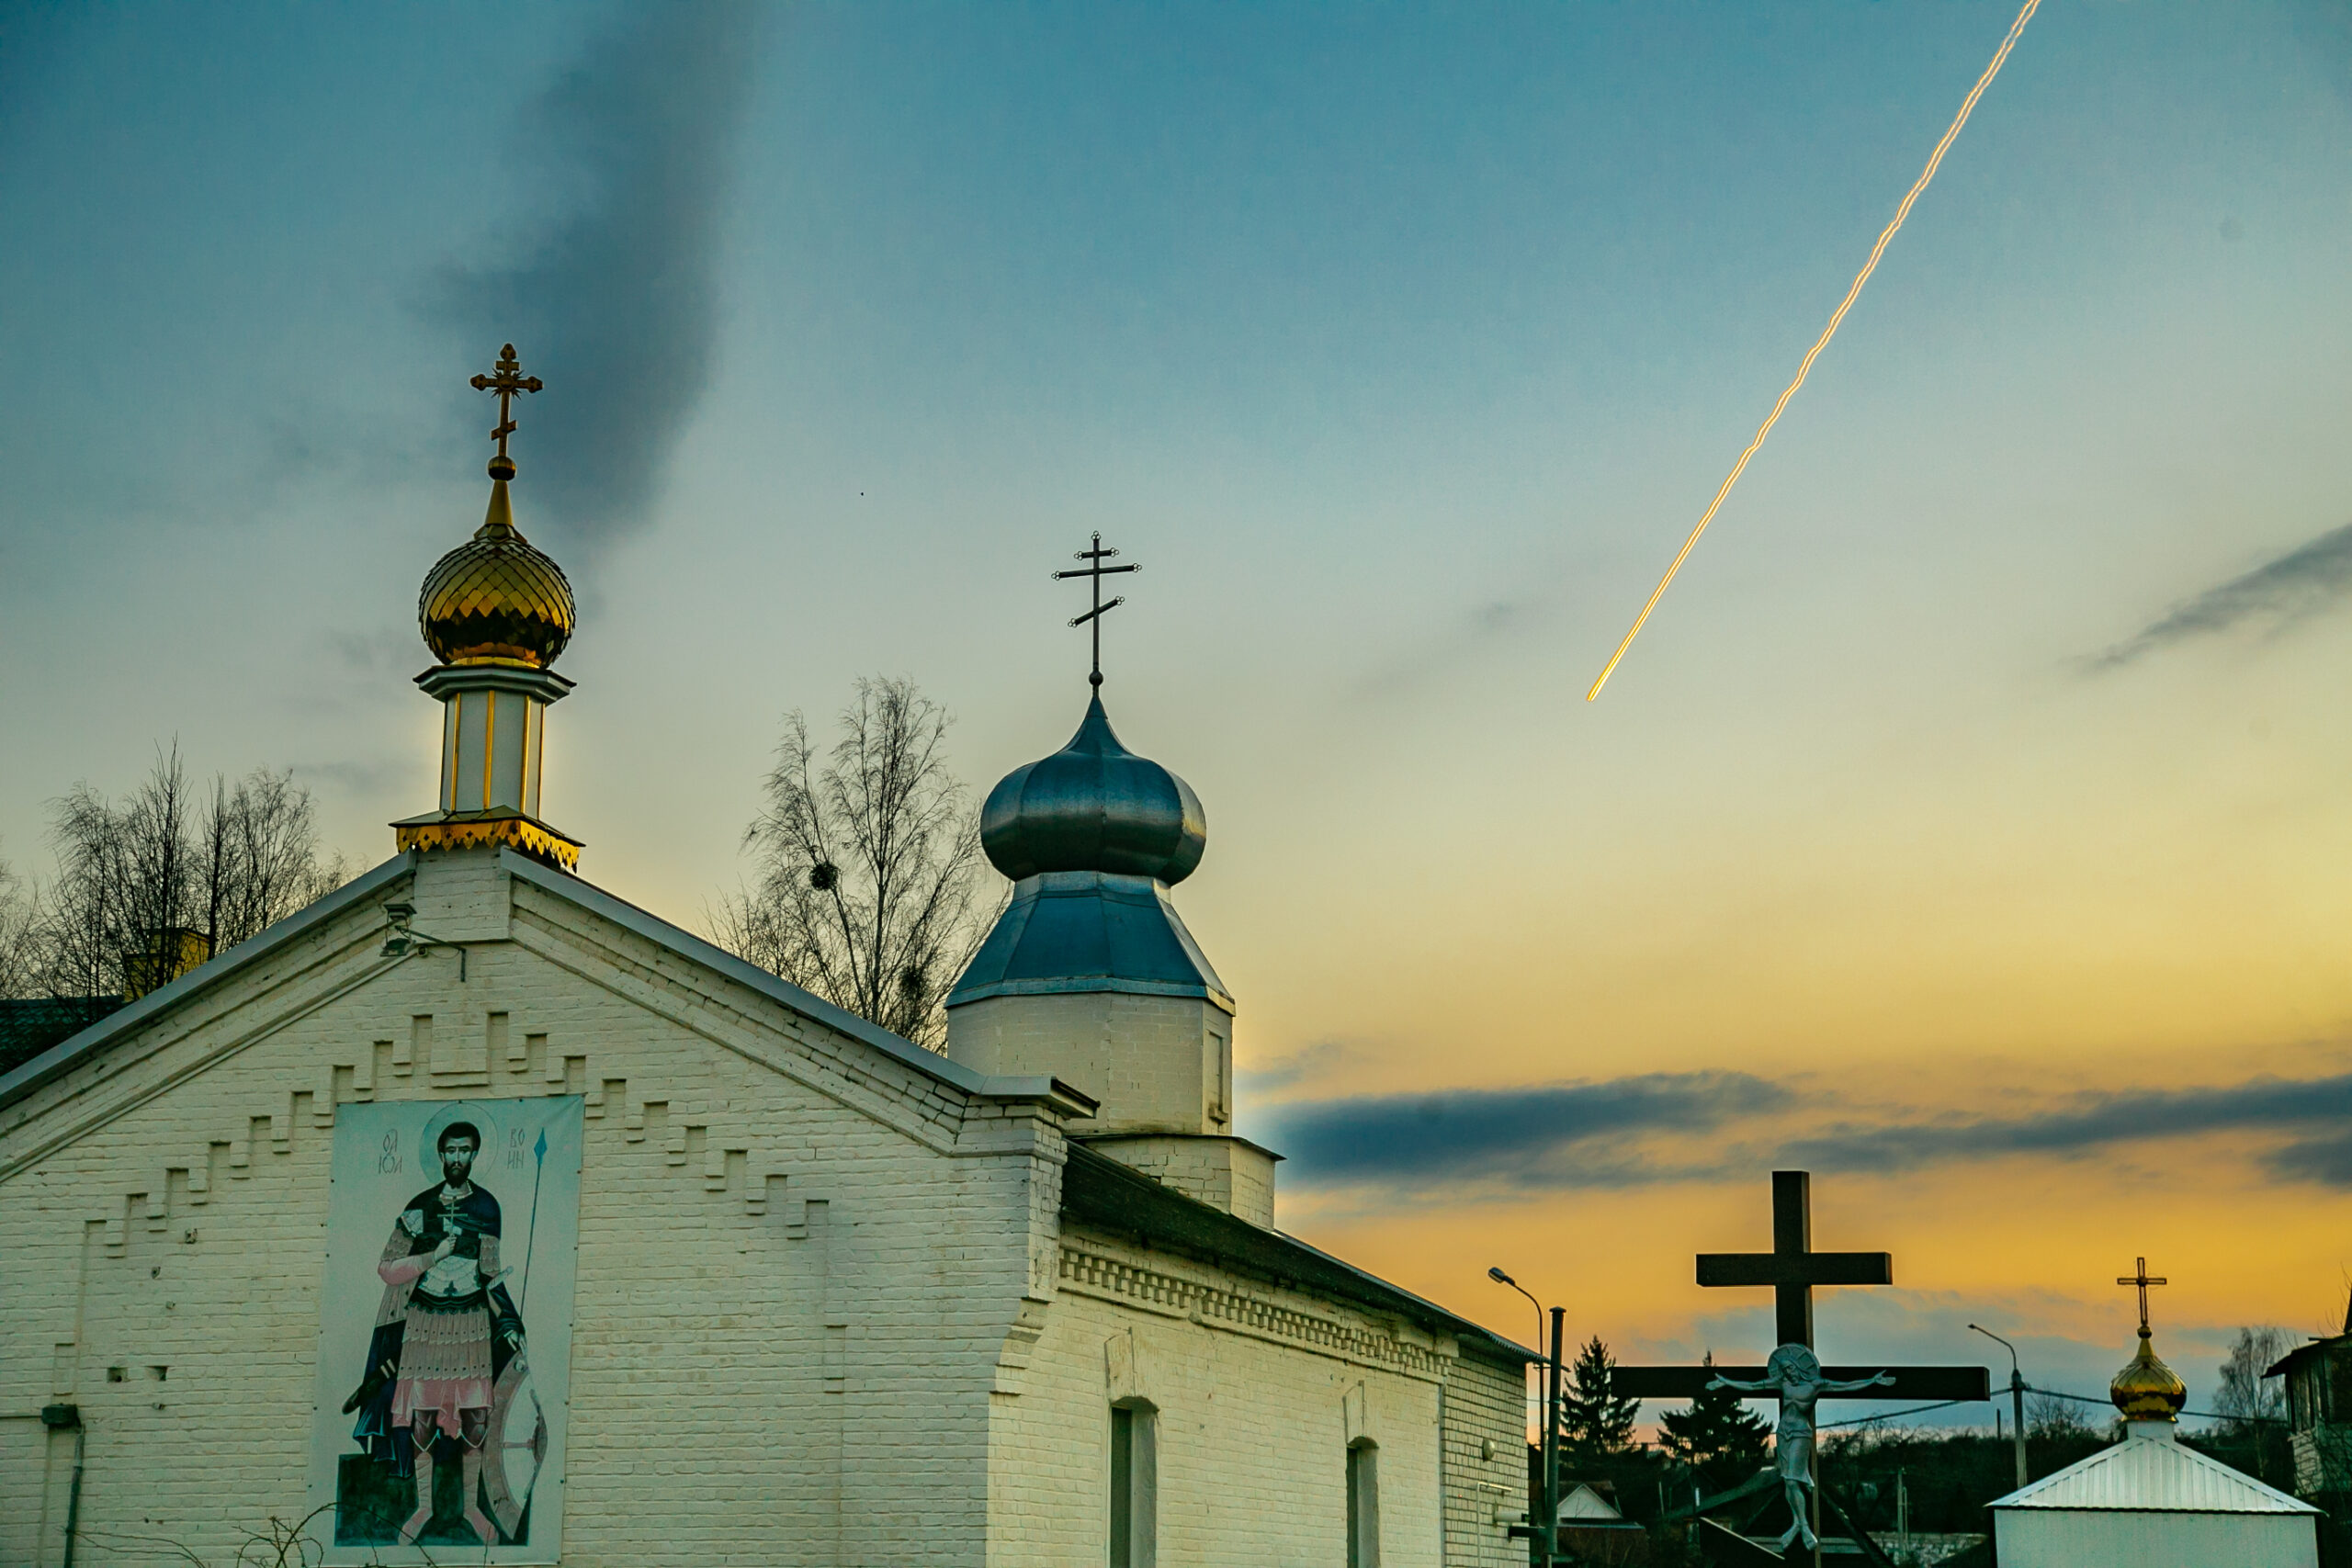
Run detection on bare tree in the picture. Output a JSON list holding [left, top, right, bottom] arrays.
[[197, 768, 353, 953], [713, 678, 995, 1048], [0, 846, 40, 998], [116, 743, 199, 976], [21, 749, 350, 1000], [41, 778, 136, 999], [2215, 1325, 2293, 1432], [2027, 1393, 2096, 1441]]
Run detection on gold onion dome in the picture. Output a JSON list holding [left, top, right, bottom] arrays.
[[419, 457, 575, 668], [2110, 1331, 2188, 1422]]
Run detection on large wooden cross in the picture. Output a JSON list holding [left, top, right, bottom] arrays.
[[1607, 1172, 1987, 1564], [1611, 1170, 1990, 1405]]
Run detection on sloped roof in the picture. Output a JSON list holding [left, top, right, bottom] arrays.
[[2266, 1331, 2347, 1381], [1058, 1142, 1532, 1367], [1, 851, 1091, 1118], [0, 997, 123, 1077], [3, 847, 1522, 1371], [1559, 1483, 1630, 1522], [1992, 1431, 2318, 1514], [0, 854, 415, 1111], [497, 853, 1083, 1107], [946, 869, 1230, 1009]]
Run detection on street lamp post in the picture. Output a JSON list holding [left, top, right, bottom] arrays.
[[1490, 1268, 1562, 1567], [1970, 1324, 2028, 1490]]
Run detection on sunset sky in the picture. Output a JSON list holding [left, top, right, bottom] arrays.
[[5, 1, 2350, 1426]]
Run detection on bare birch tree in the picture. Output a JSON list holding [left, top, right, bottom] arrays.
[[0, 848, 40, 998], [20, 749, 350, 999], [713, 678, 995, 1048], [42, 778, 139, 999], [2214, 1325, 2293, 1431], [195, 767, 351, 953]]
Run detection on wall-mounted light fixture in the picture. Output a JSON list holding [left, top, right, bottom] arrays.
[[381, 900, 467, 980]]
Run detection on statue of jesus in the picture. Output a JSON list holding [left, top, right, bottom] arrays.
[[1709, 1344, 1892, 1552]]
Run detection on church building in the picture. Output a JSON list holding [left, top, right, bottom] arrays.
[[1988, 1293, 2320, 1568], [0, 352, 1533, 1567]]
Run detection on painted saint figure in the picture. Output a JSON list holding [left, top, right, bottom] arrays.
[[1709, 1344, 1893, 1553], [342, 1122, 531, 1545]]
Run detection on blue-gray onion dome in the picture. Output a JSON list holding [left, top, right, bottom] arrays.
[[980, 695, 1206, 885]]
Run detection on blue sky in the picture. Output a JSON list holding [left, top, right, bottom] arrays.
[[5, 0, 2350, 1416]]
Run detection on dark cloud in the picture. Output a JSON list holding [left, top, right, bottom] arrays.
[[1349, 595, 1541, 703], [2258, 1127, 2352, 1188], [439, 1, 760, 561], [1262, 1072, 1791, 1189], [1782, 1074, 2352, 1179], [2095, 521, 2352, 668], [1263, 1066, 2352, 1194]]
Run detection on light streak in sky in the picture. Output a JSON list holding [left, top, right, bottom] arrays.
[[1587, 0, 2042, 702]]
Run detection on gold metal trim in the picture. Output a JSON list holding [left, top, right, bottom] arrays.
[[446, 693, 463, 809], [397, 816, 581, 873], [481, 690, 497, 809], [521, 699, 537, 818]]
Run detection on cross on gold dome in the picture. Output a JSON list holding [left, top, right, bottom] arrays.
[[2118, 1257, 2168, 1337], [469, 344, 544, 473], [1054, 532, 1139, 688]]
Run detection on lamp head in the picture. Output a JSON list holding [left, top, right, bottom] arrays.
[[1488, 1267, 1515, 1286]]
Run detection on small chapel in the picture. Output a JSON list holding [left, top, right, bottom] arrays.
[[1988, 1280, 2321, 1568], [0, 352, 1534, 1567]]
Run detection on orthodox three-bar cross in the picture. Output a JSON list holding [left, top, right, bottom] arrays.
[[1055, 532, 1138, 688], [470, 344, 544, 464], [1611, 1170, 1991, 1404]]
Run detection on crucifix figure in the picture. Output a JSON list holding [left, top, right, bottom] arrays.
[[2117, 1256, 2167, 1337], [1707, 1347, 1892, 1553], [1611, 1172, 1989, 1563], [469, 344, 544, 478], [1054, 532, 1138, 688]]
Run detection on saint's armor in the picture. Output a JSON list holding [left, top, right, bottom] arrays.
[[343, 1122, 532, 1545]]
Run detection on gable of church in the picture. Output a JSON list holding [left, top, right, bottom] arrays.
[[0, 846, 1080, 1565]]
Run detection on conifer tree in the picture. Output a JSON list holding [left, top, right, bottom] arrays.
[[1657, 1351, 1771, 1498], [1558, 1334, 1642, 1469]]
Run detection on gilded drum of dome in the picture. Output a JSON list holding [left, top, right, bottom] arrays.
[[419, 523, 575, 667]]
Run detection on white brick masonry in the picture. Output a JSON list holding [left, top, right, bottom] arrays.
[[0, 847, 1526, 1567], [948, 991, 1231, 1137]]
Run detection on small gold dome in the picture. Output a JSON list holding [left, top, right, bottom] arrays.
[[2110, 1331, 2188, 1421], [418, 471, 575, 668]]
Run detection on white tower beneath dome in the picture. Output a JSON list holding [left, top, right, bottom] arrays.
[[945, 687, 1279, 1226]]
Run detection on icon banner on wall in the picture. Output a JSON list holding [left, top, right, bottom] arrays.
[[307, 1096, 582, 1563]]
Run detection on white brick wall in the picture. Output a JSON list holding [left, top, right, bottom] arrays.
[[1440, 1349, 1532, 1565], [0, 849, 1527, 1567], [989, 1227, 1529, 1566], [947, 990, 1231, 1136]]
